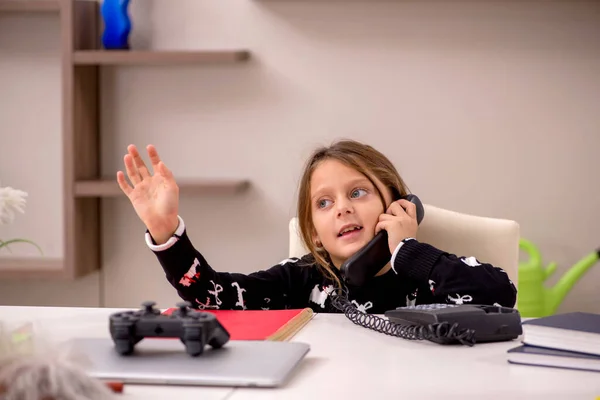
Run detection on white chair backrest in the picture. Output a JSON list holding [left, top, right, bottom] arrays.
[[288, 203, 520, 286]]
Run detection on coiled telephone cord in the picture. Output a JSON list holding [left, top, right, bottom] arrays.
[[329, 288, 476, 346]]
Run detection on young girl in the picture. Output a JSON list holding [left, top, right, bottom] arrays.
[[117, 139, 517, 314]]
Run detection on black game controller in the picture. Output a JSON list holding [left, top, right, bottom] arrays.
[[109, 301, 230, 356]]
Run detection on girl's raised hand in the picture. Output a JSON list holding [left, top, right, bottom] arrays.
[[117, 144, 180, 244]]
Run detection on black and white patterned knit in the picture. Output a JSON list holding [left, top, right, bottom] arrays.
[[146, 216, 517, 314]]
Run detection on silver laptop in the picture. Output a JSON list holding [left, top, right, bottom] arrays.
[[67, 337, 310, 388]]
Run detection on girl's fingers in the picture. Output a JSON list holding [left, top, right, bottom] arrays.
[[116, 171, 132, 196], [375, 220, 389, 234], [397, 199, 417, 219], [159, 161, 173, 180], [128, 144, 151, 179], [378, 213, 395, 221], [147, 144, 162, 171], [124, 154, 142, 185], [387, 201, 407, 217]]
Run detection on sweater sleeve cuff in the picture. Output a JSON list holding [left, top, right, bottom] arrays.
[[144, 215, 186, 252], [392, 238, 444, 282]]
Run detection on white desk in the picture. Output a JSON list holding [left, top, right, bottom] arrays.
[[0, 306, 598, 400]]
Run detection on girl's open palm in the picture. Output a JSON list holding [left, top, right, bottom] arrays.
[[117, 144, 180, 244]]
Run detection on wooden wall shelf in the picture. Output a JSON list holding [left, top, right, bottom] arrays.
[[73, 50, 251, 65], [0, 258, 65, 279], [75, 179, 251, 197], [1, 0, 252, 280], [0, 0, 60, 12]]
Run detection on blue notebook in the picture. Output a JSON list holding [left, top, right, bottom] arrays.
[[507, 344, 600, 373], [521, 312, 600, 356]]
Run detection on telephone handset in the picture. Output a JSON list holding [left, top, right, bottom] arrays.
[[340, 193, 425, 287]]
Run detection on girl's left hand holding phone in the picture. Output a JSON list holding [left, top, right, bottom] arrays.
[[375, 199, 419, 254]]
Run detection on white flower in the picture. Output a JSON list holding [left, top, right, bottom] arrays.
[[0, 183, 28, 225]]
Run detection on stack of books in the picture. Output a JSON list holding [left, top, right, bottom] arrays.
[[507, 312, 600, 373]]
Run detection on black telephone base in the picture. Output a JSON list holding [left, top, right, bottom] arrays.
[[384, 303, 522, 345]]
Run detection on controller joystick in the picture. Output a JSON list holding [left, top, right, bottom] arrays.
[[175, 301, 191, 316], [142, 301, 160, 315], [109, 300, 230, 357]]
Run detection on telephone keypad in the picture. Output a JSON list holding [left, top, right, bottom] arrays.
[[397, 303, 459, 310]]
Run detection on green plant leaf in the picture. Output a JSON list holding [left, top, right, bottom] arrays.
[[0, 239, 14, 253], [0, 238, 43, 255]]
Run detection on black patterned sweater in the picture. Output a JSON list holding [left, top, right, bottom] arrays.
[[146, 216, 517, 314]]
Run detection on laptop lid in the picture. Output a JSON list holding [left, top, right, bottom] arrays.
[[67, 337, 310, 388]]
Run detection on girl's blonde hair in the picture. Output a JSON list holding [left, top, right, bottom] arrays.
[[296, 139, 410, 288]]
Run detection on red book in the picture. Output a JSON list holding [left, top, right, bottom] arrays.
[[162, 308, 314, 341]]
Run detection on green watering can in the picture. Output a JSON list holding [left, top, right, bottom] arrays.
[[517, 238, 600, 318]]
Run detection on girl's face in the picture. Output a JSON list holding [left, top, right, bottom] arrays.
[[309, 159, 392, 268]]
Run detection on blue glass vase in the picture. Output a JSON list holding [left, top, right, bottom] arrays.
[[101, 0, 131, 50]]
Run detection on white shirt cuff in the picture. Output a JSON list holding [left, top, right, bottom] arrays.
[[144, 215, 186, 251], [391, 237, 415, 274]]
